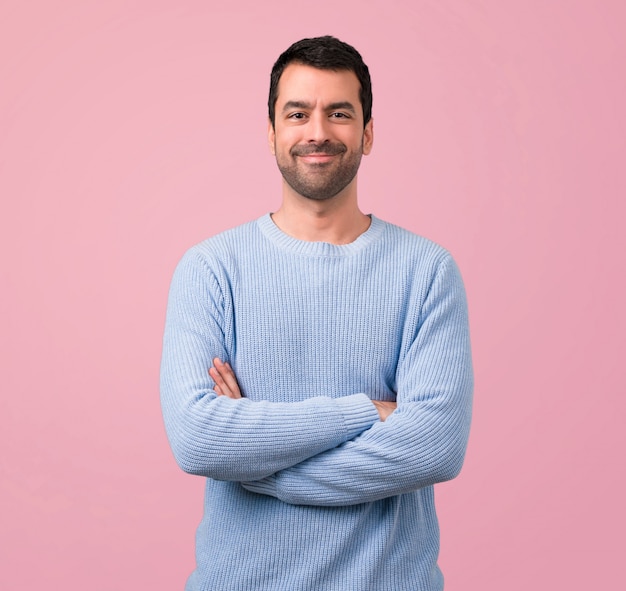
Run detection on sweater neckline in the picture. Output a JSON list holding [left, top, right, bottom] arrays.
[[256, 213, 385, 257]]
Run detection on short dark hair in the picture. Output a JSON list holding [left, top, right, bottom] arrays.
[[268, 36, 372, 128]]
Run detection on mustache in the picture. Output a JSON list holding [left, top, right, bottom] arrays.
[[290, 142, 347, 157]]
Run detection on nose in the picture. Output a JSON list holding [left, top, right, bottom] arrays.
[[306, 111, 331, 144]]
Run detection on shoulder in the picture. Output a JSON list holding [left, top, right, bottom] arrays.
[[374, 217, 454, 269], [374, 220, 469, 325], [168, 216, 269, 293], [178, 216, 269, 269], [193, 217, 263, 258], [372, 218, 468, 302]]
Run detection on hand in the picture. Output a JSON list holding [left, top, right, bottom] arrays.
[[209, 358, 242, 399], [371, 400, 397, 421]]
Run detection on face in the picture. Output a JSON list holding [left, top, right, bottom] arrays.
[[269, 64, 373, 201]]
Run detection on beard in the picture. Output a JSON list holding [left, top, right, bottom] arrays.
[[275, 140, 363, 201]]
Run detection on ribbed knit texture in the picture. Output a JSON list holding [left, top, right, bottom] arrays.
[[160, 214, 473, 591]]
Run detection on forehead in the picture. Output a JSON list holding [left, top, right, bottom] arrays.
[[276, 64, 361, 108]]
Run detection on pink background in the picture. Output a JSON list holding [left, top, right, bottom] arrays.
[[1, 1, 624, 589]]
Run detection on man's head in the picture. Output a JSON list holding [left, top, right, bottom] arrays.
[[268, 37, 374, 203], [268, 36, 372, 129]]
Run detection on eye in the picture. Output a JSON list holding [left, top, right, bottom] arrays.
[[330, 112, 350, 119], [288, 112, 306, 120]]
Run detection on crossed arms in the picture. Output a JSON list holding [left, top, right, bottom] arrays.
[[160, 248, 473, 507], [210, 358, 397, 421]]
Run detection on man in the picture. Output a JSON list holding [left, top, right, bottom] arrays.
[[161, 36, 473, 590]]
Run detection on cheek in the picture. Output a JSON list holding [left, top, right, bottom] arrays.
[[340, 131, 363, 149], [277, 137, 298, 158]]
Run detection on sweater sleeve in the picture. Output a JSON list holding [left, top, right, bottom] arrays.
[[241, 255, 473, 505], [160, 249, 379, 482]]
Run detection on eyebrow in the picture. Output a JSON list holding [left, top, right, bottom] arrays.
[[281, 100, 357, 114]]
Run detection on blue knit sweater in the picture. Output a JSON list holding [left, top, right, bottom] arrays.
[[160, 214, 473, 591]]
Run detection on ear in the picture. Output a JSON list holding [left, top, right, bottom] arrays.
[[362, 118, 374, 155], [268, 119, 276, 155]]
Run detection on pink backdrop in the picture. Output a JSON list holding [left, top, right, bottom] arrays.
[[2, 1, 624, 589]]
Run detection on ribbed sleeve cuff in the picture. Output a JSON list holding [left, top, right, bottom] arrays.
[[334, 394, 379, 440]]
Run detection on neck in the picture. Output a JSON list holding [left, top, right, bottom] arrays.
[[272, 182, 370, 244]]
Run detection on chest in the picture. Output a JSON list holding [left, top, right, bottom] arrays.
[[224, 257, 419, 402]]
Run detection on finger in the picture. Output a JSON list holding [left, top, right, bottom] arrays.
[[214, 359, 242, 398], [222, 362, 242, 398], [209, 365, 236, 398]]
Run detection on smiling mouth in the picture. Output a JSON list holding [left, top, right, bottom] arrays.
[[298, 153, 337, 162], [295, 154, 340, 169], [291, 143, 346, 158]]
